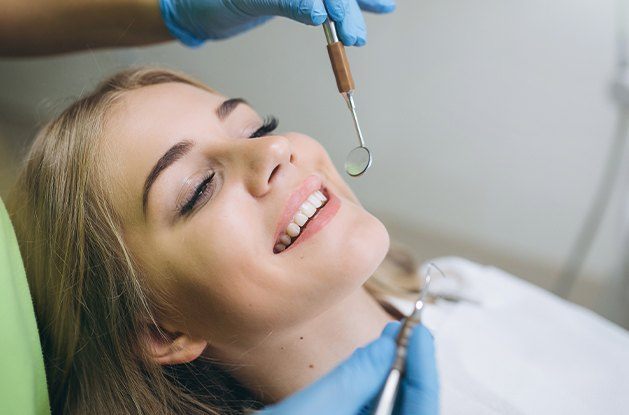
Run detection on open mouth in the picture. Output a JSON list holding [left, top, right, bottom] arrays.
[[273, 188, 328, 254]]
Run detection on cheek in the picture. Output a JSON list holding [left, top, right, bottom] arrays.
[[154, 207, 307, 340], [315, 205, 389, 288], [274, 202, 390, 322]]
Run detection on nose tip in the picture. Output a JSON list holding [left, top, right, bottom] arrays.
[[245, 135, 293, 197]]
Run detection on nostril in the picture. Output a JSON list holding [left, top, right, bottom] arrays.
[[268, 164, 281, 184]]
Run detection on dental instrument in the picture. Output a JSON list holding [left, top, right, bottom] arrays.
[[322, 19, 372, 177], [372, 263, 443, 415]]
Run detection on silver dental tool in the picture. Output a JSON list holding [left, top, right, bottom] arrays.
[[372, 263, 444, 415], [322, 19, 372, 177]]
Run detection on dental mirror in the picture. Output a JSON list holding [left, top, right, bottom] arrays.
[[342, 92, 372, 177], [345, 146, 372, 177]]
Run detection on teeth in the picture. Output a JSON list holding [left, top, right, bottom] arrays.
[[275, 189, 329, 253], [301, 202, 316, 218], [308, 194, 323, 208], [286, 223, 301, 237], [279, 234, 291, 245], [294, 212, 308, 227]]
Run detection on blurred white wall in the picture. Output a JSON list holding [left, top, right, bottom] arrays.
[[0, 0, 626, 323]]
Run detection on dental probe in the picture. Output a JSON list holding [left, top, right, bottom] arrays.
[[372, 264, 440, 415], [322, 20, 372, 177]]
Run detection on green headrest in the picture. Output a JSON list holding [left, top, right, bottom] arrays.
[[0, 198, 50, 414]]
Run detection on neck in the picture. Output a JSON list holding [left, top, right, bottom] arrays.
[[211, 287, 395, 403]]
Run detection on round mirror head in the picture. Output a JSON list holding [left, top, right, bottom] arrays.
[[344, 146, 372, 177]]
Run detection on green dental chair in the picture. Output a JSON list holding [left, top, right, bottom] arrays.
[[0, 198, 50, 414]]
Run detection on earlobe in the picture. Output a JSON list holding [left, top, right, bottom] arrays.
[[145, 325, 208, 366]]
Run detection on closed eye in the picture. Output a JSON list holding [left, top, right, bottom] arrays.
[[179, 172, 215, 216], [177, 115, 278, 217], [249, 116, 278, 138]]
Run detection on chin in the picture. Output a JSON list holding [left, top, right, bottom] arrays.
[[340, 212, 390, 286]]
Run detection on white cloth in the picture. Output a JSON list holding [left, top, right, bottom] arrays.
[[384, 257, 629, 415]]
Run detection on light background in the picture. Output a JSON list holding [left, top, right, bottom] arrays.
[[1, 0, 628, 327]]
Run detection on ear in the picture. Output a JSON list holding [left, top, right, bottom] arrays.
[[144, 324, 208, 366]]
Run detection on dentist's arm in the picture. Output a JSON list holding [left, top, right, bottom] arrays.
[[258, 322, 439, 415], [0, 0, 395, 57], [0, 0, 170, 56]]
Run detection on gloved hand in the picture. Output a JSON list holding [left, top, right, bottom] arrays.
[[257, 321, 439, 415], [159, 0, 396, 47]]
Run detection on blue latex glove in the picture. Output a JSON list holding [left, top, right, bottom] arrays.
[[257, 321, 439, 415], [159, 0, 396, 47]]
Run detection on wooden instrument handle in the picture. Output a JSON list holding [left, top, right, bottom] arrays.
[[326, 42, 355, 93]]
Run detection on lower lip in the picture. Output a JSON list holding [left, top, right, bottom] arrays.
[[281, 189, 341, 253]]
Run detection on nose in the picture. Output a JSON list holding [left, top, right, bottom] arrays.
[[237, 135, 294, 197]]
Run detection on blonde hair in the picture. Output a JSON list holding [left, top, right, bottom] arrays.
[[8, 68, 264, 414], [8, 67, 420, 414]]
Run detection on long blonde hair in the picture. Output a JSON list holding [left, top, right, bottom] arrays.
[[8, 67, 420, 414]]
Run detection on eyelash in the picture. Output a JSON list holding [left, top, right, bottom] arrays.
[[180, 172, 215, 216], [249, 116, 278, 138], [179, 116, 279, 216]]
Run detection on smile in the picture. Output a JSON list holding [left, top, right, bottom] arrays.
[[274, 189, 328, 253], [273, 175, 341, 254]]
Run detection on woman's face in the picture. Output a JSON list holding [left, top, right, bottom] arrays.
[[102, 82, 389, 347]]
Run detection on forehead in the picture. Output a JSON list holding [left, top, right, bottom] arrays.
[[110, 82, 225, 129], [100, 82, 226, 221]]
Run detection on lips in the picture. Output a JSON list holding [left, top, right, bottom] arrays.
[[272, 175, 340, 253]]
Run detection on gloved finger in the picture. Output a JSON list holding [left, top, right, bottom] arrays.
[[405, 324, 438, 391], [262, 0, 328, 26], [382, 320, 401, 338], [356, 0, 396, 13], [399, 324, 440, 415], [258, 322, 399, 415], [323, 0, 351, 22], [335, 0, 367, 46], [211, 16, 274, 40]]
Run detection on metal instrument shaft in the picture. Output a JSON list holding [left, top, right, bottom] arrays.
[[322, 20, 372, 176], [372, 266, 437, 415]]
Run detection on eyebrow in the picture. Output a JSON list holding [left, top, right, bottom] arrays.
[[142, 140, 194, 216], [142, 98, 248, 217], [216, 97, 248, 120]]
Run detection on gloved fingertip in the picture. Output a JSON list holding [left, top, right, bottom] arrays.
[[356, 0, 396, 14], [299, 0, 327, 26], [378, 3, 396, 13], [411, 324, 436, 350], [338, 27, 359, 46], [353, 27, 367, 46], [382, 321, 402, 338], [410, 325, 437, 375], [342, 36, 358, 46], [420, 324, 436, 344], [311, 12, 327, 25], [403, 324, 439, 395], [308, 8, 327, 25], [358, 333, 397, 371], [324, 0, 347, 22]]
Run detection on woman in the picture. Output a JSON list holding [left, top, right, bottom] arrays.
[[8, 67, 429, 414], [1, 1, 442, 414], [10, 64, 629, 415]]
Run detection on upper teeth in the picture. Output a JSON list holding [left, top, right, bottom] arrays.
[[274, 190, 328, 253]]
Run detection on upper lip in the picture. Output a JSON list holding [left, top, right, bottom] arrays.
[[273, 174, 324, 244]]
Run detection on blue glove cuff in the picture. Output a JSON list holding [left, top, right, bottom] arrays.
[[159, 0, 205, 47]]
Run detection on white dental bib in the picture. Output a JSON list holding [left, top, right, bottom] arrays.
[[384, 257, 629, 415]]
